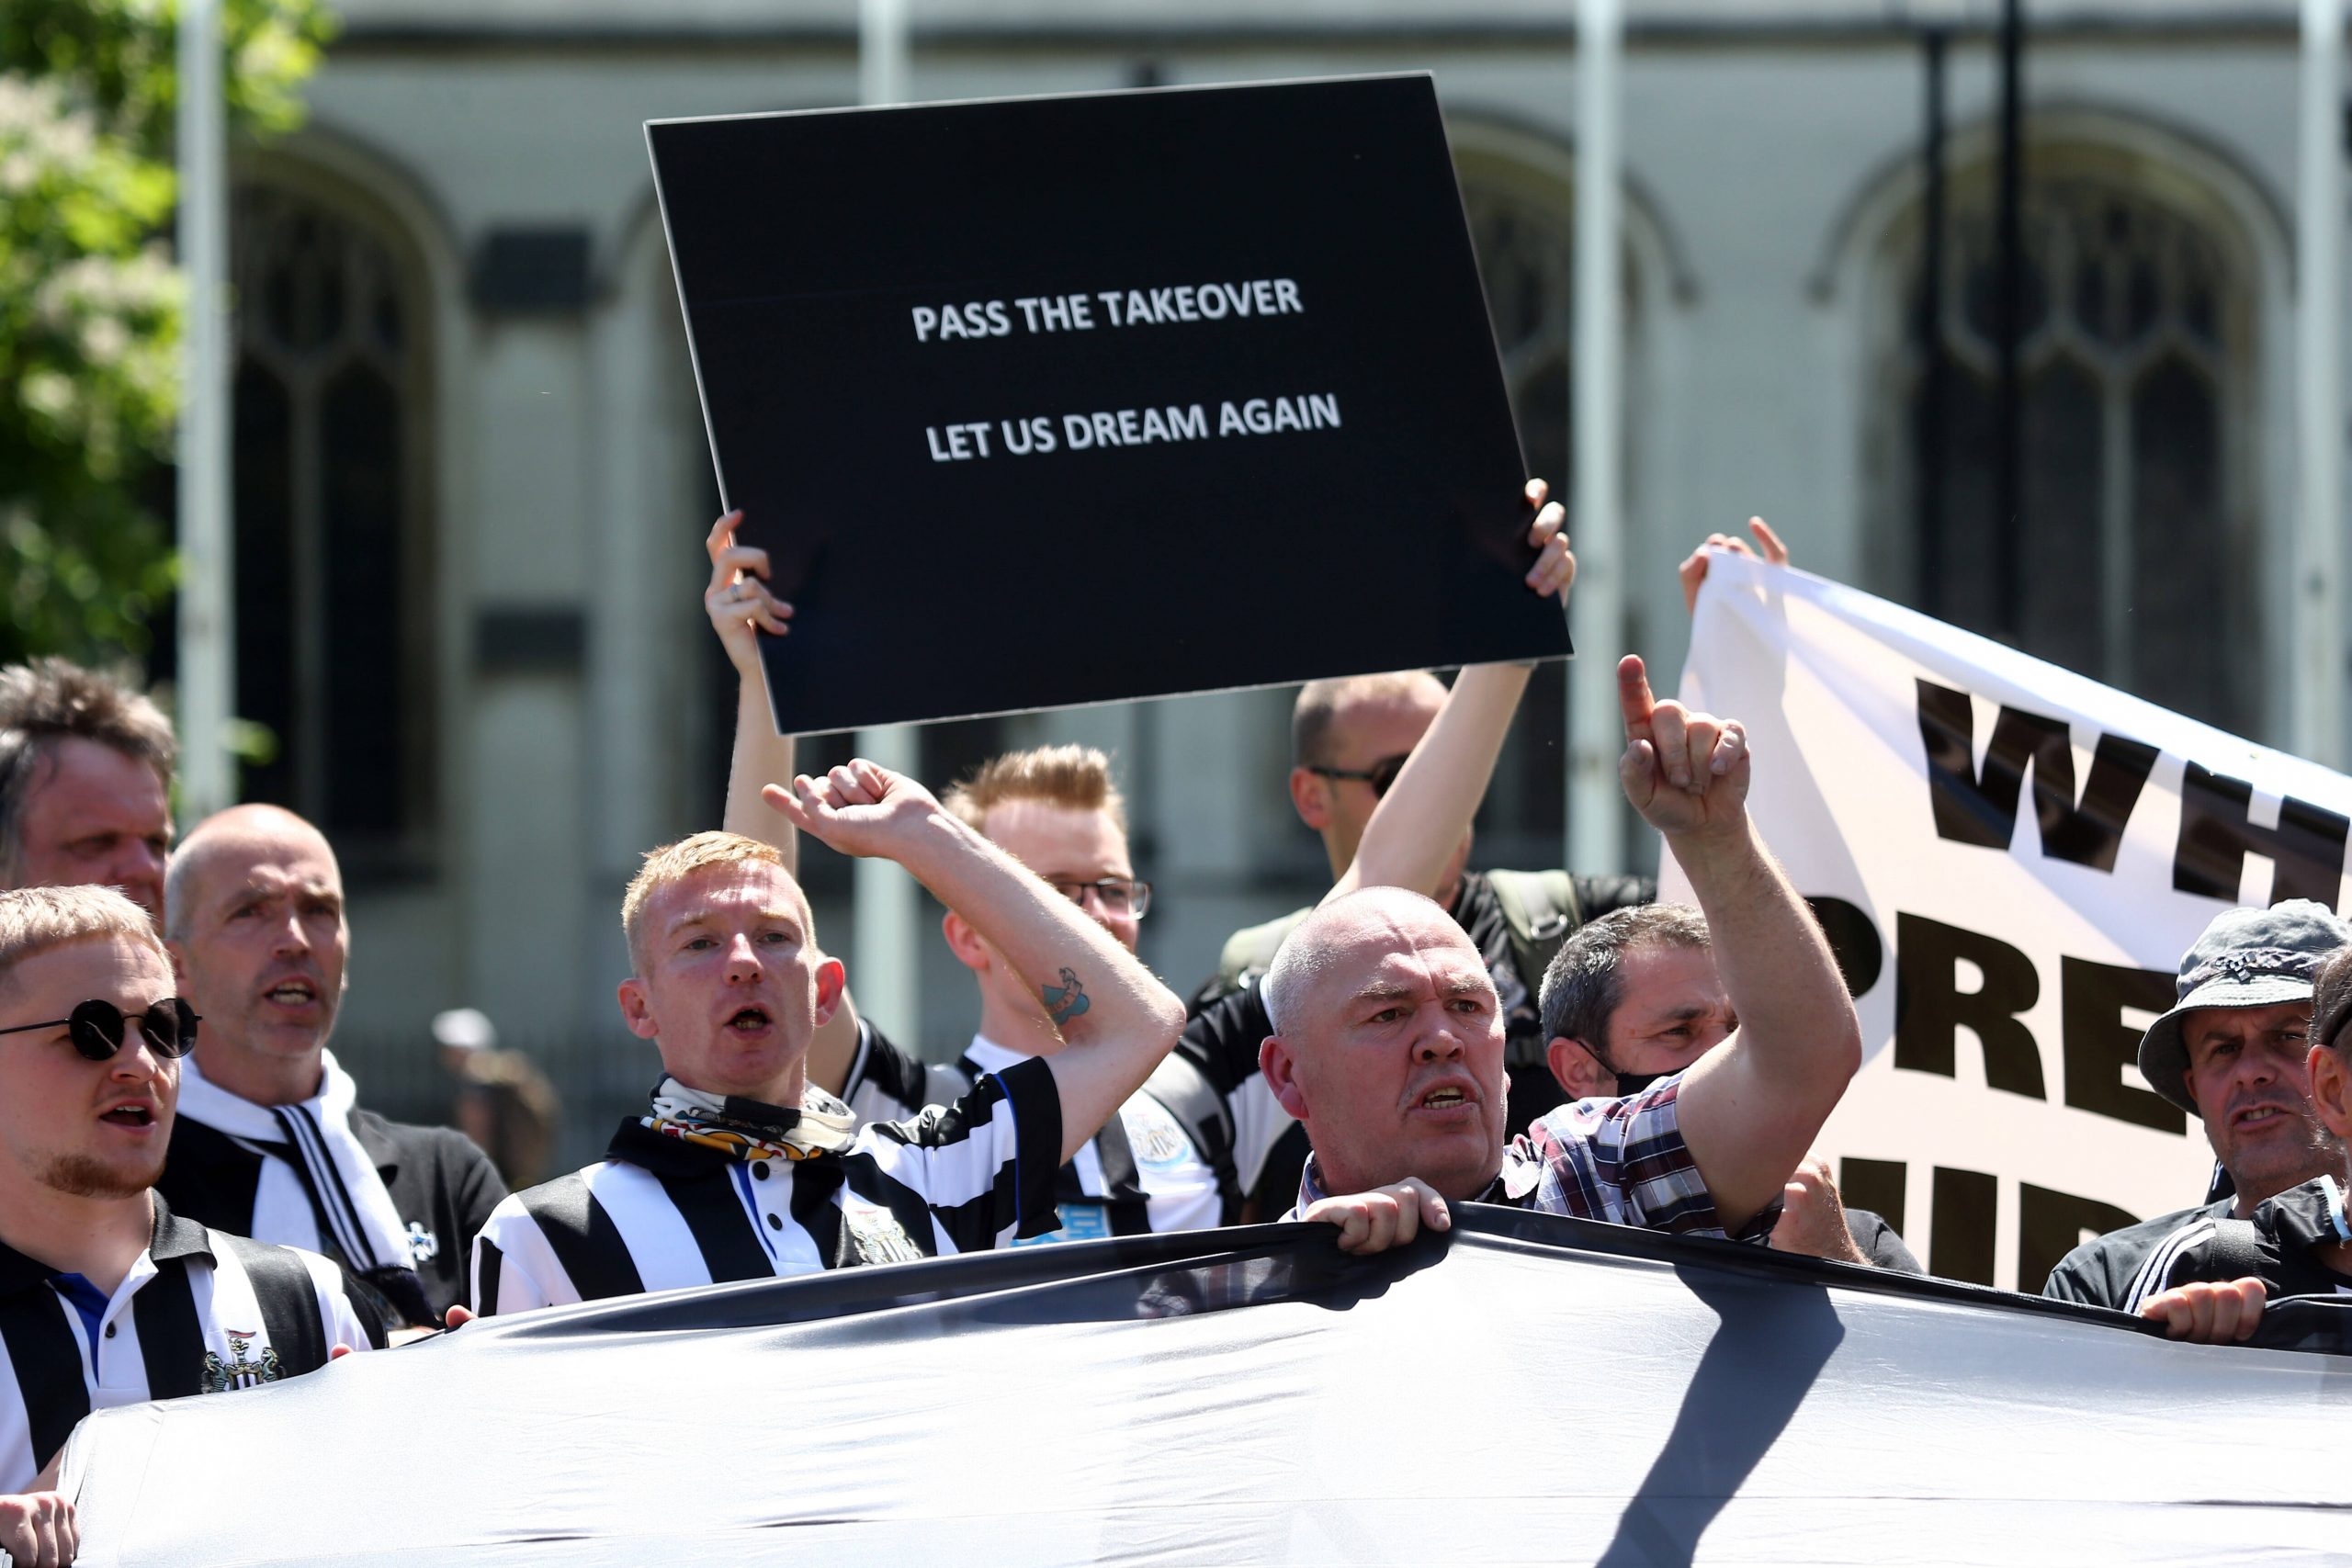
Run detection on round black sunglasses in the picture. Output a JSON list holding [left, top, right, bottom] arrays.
[[0, 998, 200, 1061]]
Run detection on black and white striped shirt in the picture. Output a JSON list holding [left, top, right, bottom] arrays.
[[0, 1196, 382, 1493], [469, 1057, 1062, 1315], [843, 1024, 1269, 1235], [838, 1019, 968, 1128], [956, 1038, 1223, 1242]]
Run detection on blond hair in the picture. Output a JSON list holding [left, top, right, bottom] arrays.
[[620, 831, 797, 973], [943, 745, 1126, 838], [1291, 671, 1446, 766], [0, 885, 166, 997]]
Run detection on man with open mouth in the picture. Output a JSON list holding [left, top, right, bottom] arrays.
[[467, 761, 1186, 1314], [2109, 915, 2352, 1342], [2043, 899, 2351, 1312], [0, 886, 379, 1567], [156, 807, 508, 1329], [1261, 656, 1863, 1252]]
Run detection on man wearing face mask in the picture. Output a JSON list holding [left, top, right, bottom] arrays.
[[1538, 902, 1919, 1269], [1262, 658, 1861, 1247]]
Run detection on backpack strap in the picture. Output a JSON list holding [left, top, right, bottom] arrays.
[[2124, 1213, 2269, 1313], [1215, 908, 1312, 994], [1144, 1052, 1245, 1225], [2197, 1216, 2271, 1286], [220, 1235, 329, 1377], [1487, 870, 1582, 1050]]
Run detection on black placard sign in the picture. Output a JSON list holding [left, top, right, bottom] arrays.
[[648, 73, 1569, 735]]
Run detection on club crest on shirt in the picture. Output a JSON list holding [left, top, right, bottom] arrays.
[[1123, 1099, 1194, 1169], [405, 1221, 439, 1265], [841, 1196, 924, 1265], [200, 1331, 284, 1393]]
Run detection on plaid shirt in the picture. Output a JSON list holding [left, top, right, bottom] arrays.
[[1293, 1074, 1778, 1242]]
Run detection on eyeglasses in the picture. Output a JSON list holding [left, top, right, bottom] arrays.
[[0, 998, 200, 1062], [1046, 877, 1152, 919], [1307, 752, 1412, 798]]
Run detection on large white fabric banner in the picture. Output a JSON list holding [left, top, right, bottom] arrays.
[[1669, 555, 2352, 1292]]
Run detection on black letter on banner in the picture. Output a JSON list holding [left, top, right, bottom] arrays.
[[2172, 763, 2349, 906], [2059, 955, 2187, 1134], [1804, 897, 1884, 998], [1838, 1157, 1908, 1238], [1915, 679, 2157, 870], [1894, 913, 2046, 1098], [1929, 1166, 1998, 1286], [2016, 1183, 2141, 1298]]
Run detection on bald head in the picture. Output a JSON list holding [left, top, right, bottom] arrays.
[[1261, 887, 1509, 1201], [1265, 887, 1457, 1034], [164, 805, 334, 942], [163, 806, 349, 1103]]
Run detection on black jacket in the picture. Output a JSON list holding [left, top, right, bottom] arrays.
[[160, 1109, 507, 1321], [2041, 1198, 2233, 1308], [2119, 1178, 2352, 1312]]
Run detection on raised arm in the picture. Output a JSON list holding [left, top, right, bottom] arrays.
[[772, 761, 1186, 1161], [705, 513, 865, 1095], [1326, 477, 1573, 903], [707, 511, 797, 856], [1614, 654, 1860, 1230]]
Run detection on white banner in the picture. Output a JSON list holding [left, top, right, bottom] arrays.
[[1668, 555, 2352, 1291]]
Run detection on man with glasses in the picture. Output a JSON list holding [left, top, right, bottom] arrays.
[[701, 481, 1580, 1235], [156, 807, 506, 1328], [919, 744, 1220, 1238], [751, 739, 1215, 1238], [0, 886, 379, 1562]]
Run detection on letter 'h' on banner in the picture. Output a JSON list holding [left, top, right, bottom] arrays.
[[1668, 555, 2352, 1292]]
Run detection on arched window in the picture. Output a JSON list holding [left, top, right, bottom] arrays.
[[1873, 150, 2255, 733], [230, 176, 435, 863]]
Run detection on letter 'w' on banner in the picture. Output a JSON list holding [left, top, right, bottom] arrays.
[[1668, 554, 2352, 1292]]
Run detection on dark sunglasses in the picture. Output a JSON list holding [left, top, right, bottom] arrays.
[[0, 998, 200, 1061], [1307, 752, 1411, 798]]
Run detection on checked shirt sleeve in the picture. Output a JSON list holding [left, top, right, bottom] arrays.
[[1514, 1075, 1776, 1242]]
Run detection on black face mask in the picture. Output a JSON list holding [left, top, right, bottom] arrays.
[[1613, 1070, 1664, 1098]]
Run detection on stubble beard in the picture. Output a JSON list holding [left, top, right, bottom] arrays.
[[40, 1151, 163, 1201], [2223, 1113, 2348, 1209]]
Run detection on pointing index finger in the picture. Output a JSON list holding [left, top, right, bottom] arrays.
[[1617, 655, 1655, 744]]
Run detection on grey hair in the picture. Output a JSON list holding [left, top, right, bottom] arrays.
[[0, 885, 166, 998], [1537, 903, 1713, 1060], [0, 660, 176, 886]]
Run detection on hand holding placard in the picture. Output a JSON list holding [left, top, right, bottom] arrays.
[[650, 74, 1567, 734]]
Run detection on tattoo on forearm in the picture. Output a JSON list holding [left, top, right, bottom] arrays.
[[1042, 967, 1091, 1027]]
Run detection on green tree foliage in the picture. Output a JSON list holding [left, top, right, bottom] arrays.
[[1, 0, 332, 667]]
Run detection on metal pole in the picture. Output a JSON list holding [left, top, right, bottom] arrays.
[[852, 0, 922, 1041], [860, 0, 909, 107], [1992, 0, 2025, 640], [1568, 0, 1626, 874], [2296, 0, 2346, 766], [175, 0, 233, 821], [1917, 28, 1950, 615]]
